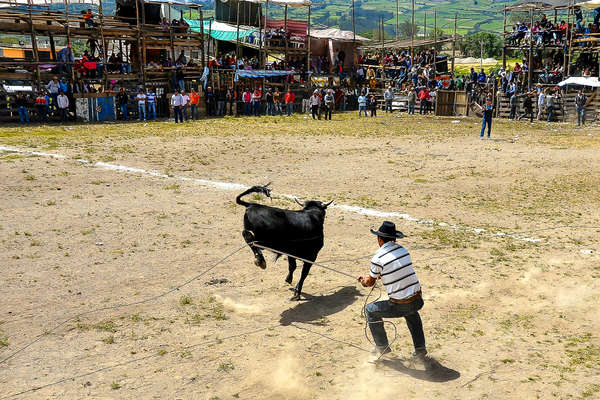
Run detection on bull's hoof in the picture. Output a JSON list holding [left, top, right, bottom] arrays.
[[254, 258, 267, 269], [290, 293, 301, 301], [285, 274, 293, 284]]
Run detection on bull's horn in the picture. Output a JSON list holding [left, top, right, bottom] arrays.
[[324, 200, 334, 207], [294, 197, 304, 207], [263, 182, 272, 188]]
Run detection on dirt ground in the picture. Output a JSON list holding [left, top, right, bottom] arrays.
[[1, 113, 599, 400]]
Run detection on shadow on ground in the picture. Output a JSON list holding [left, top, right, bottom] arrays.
[[279, 286, 360, 326], [378, 356, 460, 382]]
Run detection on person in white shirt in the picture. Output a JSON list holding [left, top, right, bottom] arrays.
[[383, 86, 394, 113], [181, 90, 190, 121], [309, 90, 321, 120], [136, 88, 147, 121], [358, 92, 367, 117], [170, 89, 184, 123], [57, 90, 69, 122], [358, 221, 427, 360], [537, 90, 546, 120]]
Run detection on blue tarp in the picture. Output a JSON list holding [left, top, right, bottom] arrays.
[[234, 69, 294, 81]]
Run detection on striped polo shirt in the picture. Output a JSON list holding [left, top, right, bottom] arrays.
[[370, 241, 421, 300]]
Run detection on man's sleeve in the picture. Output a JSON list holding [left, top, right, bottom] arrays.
[[369, 259, 382, 279]]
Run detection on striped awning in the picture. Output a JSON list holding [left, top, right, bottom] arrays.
[[234, 69, 294, 81]]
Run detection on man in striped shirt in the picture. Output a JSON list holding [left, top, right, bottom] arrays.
[[358, 221, 427, 359]]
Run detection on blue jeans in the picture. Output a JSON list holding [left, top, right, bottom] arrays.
[[408, 102, 415, 114], [481, 116, 492, 137], [244, 102, 251, 116], [365, 297, 425, 352], [286, 102, 293, 116], [147, 103, 156, 120], [138, 104, 146, 121], [190, 104, 198, 120], [547, 106, 554, 122], [385, 99, 392, 113], [266, 102, 274, 116], [178, 79, 185, 91], [120, 104, 128, 120], [358, 105, 367, 116], [121, 63, 132, 74], [252, 101, 261, 116], [173, 105, 183, 123], [183, 105, 188, 121], [17, 106, 29, 124], [577, 106, 585, 126]]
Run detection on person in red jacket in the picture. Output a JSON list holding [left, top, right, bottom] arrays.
[[284, 88, 295, 116], [418, 87, 431, 115]]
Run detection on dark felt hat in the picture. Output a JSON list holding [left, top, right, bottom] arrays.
[[370, 221, 404, 239]]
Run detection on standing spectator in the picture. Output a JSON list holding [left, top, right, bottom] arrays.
[[251, 88, 262, 117], [284, 88, 295, 116], [518, 92, 534, 123], [15, 92, 29, 124], [309, 90, 321, 120], [273, 88, 283, 115], [226, 87, 235, 116], [45, 76, 60, 112], [384, 86, 394, 113], [545, 89, 555, 122], [265, 89, 274, 116], [407, 88, 416, 115], [56, 44, 74, 74], [480, 98, 494, 139], [35, 92, 47, 123], [575, 89, 587, 127], [537, 90, 546, 120], [146, 88, 157, 120], [170, 89, 184, 123], [189, 88, 199, 120], [243, 88, 252, 116], [57, 90, 69, 122], [358, 92, 367, 117], [323, 90, 334, 120], [117, 87, 129, 121], [216, 87, 225, 117], [181, 89, 190, 121], [418, 87, 430, 114], [205, 87, 215, 116], [369, 94, 378, 117], [136, 88, 147, 121]]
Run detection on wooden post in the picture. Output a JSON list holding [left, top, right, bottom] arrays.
[[168, 5, 175, 61], [451, 12, 457, 76], [284, 4, 288, 67], [134, 0, 145, 86], [433, 9, 437, 73], [424, 11, 427, 39], [567, 0, 575, 75], [234, 0, 241, 79], [259, 3, 264, 68], [64, 0, 75, 84], [200, 7, 205, 69], [49, 33, 56, 61], [528, 8, 533, 89], [410, 0, 415, 61], [352, 0, 356, 42], [502, 5, 507, 69], [395, 0, 399, 40], [307, 5, 311, 72], [97, 0, 109, 89], [26, 0, 41, 90]]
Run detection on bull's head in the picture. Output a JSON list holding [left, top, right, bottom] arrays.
[[253, 182, 272, 198], [295, 198, 333, 211]]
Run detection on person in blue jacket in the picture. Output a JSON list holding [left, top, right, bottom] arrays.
[[480, 98, 494, 139]]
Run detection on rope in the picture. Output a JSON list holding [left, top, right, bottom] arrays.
[[0, 325, 277, 400], [0, 243, 250, 367]]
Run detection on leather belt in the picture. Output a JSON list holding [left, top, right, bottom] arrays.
[[390, 291, 422, 304]]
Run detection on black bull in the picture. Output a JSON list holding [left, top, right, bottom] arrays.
[[236, 185, 332, 300]]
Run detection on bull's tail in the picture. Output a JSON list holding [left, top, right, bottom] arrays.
[[235, 183, 272, 207]]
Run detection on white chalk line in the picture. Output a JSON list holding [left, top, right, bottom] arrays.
[[0, 145, 541, 243]]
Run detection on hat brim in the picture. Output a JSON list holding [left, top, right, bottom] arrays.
[[370, 229, 404, 239]]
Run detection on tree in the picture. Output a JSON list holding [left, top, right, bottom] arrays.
[[458, 32, 502, 59], [398, 20, 420, 39]]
